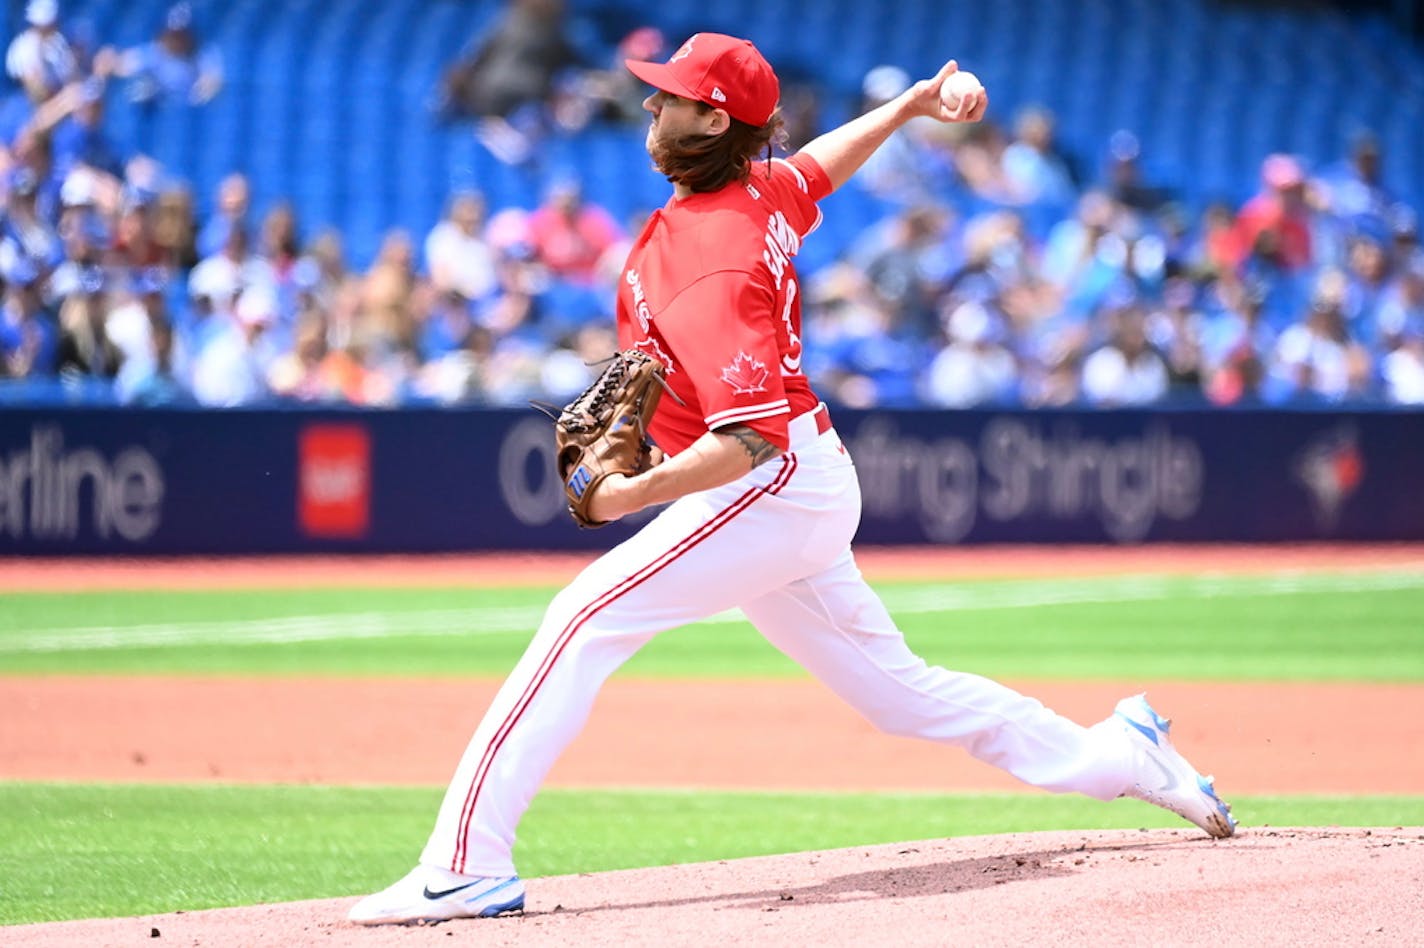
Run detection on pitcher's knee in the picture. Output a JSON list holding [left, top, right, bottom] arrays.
[[862, 705, 937, 739]]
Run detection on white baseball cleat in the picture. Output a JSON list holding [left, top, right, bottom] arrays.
[[1114, 693, 1238, 839], [348, 865, 525, 926]]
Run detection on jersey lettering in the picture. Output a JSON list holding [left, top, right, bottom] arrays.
[[624, 267, 652, 331], [761, 211, 800, 291]]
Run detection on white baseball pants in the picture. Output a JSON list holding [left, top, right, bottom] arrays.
[[422, 411, 1138, 877]]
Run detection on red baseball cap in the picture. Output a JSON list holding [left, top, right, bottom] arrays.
[[626, 32, 780, 127]]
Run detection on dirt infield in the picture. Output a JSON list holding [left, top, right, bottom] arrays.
[[4, 544, 1423, 943], [10, 829, 1423, 947], [6, 676, 1423, 794], [5, 542, 1423, 591]]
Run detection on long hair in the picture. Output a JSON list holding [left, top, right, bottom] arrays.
[[650, 104, 788, 193]]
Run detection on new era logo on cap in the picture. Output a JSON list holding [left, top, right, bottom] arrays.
[[625, 32, 780, 127]]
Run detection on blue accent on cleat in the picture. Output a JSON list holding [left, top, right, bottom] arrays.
[[478, 894, 526, 917], [1118, 713, 1160, 747]]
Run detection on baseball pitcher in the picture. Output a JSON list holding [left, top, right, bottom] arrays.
[[350, 32, 1234, 926]]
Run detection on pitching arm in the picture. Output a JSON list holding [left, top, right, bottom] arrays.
[[797, 59, 988, 192]]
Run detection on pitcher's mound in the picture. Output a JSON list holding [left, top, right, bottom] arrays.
[[11, 827, 1423, 946]]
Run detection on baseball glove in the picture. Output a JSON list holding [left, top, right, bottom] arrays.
[[546, 349, 667, 528]]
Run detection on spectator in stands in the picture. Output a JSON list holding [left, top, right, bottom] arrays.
[[1341, 233, 1392, 346], [417, 287, 476, 363], [1183, 201, 1238, 279], [0, 255, 58, 377], [1376, 252, 1424, 350], [298, 228, 349, 307], [1040, 189, 1129, 318], [1, 166, 63, 276], [1201, 278, 1275, 405], [319, 327, 400, 406], [1268, 269, 1374, 403], [256, 201, 300, 279], [109, 267, 169, 401], [114, 2, 224, 106], [120, 314, 189, 405], [1145, 276, 1205, 395], [188, 224, 259, 314], [1022, 350, 1082, 407], [813, 281, 928, 409], [1101, 130, 1169, 215], [1229, 154, 1314, 273], [439, 0, 579, 120], [848, 203, 955, 336], [774, 72, 824, 152], [922, 300, 1017, 407], [253, 201, 302, 335], [362, 229, 419, 355], [46, 197, 106, 301], [190, 282, 277, 406], [1317, 131, 1393, 238], [526, 175, 621, 284], [4, 1, 78, 111], [48, 79, 121, 179], [150, 182, 198, 269], [562, 26, 665, 129], [196, 172, 249, 259], [1153, 202, 1194, 279], [424, 190, 498, 304], [1080, 298, 1169, 406], [266, 313, 333, 402], [412, 322, 498, 405], [1382, 323, 1424, 404], [1387, 204, 1419, 271], [54, 264, 120, 379], [184, 224, 257, 371], [1001, 105, 1076, 210], [437, 0, 583, 163], [952, 120, 1016, 205], [538, 322, 616, 401], [111, 193, 167, 270]]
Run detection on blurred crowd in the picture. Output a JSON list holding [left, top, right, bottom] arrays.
[[806, 67, 1424, 409], [1, 0, 1421, 409]]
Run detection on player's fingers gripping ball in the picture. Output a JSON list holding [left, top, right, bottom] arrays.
[[939, 68, 984, 120], [553, 349, 667, 528]]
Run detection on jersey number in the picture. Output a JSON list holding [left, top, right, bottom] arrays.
[[780, 278, 802, 375]]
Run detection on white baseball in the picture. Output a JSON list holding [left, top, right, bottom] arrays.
[[940, 69, 983, 116]]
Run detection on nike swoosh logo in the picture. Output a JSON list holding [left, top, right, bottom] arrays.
[[423, 882, 478, 900], [1143, 754, 1180, 792]]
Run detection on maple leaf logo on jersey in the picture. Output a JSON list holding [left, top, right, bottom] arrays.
[[633, 337, 676, 374], [720, 352, 769, 395]]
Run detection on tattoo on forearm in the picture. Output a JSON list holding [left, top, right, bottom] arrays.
[[724, 426, 782, 468]]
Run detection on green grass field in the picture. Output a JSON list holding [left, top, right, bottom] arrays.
[[2, 571, 1421, 679], [2, 569, 1422, 925], [3, 783, 1422, 926]]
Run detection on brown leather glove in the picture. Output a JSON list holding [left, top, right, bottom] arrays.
[[553, 349, 666, 528]]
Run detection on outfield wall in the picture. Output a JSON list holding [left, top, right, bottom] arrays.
[[0, 407, 1420, 554]]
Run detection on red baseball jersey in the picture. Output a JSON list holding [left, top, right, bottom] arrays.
[[616, 153, 832, 455]]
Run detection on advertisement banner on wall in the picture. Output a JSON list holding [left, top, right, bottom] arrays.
[[0, 407, 1419, 554]]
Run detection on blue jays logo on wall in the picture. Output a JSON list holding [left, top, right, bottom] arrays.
[[1293, 425, 1364, 532]]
